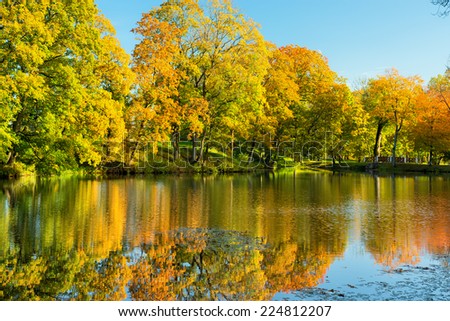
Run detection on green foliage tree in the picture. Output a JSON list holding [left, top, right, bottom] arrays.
[[342, 90, 372, 162], [0, 0, 133, 174], [274, 45, 353, 164]]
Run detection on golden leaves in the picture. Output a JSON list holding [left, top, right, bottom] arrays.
[[130, 0, 269, 160], [364, 68, 423, 123]]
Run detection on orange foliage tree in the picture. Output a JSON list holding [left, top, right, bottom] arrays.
[[411, 75, 450, 164], [131, 0, 269, 164]]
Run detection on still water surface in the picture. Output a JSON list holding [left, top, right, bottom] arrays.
[[0, 172, 449, 300]]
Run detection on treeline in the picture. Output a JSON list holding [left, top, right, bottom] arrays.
[[2, 0, 450, 175]]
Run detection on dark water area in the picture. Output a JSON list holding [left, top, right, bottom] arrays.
[[0, 172, 449, 300]]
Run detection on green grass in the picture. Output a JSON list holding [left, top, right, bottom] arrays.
[[98, 145, 274, 175], [313, 160, 450, 174], [376, 163, 450, 174], [303, 160, 367, 172]]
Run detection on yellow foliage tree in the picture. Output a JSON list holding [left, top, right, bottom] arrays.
[[0, 0, 133, 174], [363, 69, 423, 165], [132, 0, 269, 164]]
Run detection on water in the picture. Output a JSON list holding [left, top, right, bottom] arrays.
[[0, 171, 449, 300]]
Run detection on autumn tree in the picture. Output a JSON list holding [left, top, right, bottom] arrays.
[[429, 71, 450, 111], [0, 0, 133, 174], [411, 75, 450, 164], [129, 3, 190, 164], [362, 78, 390, 161], [362, 69, 423, 165], [341, 90, 372, 162], [274, 46, 353, 164], [241, 44, 299, 166], [132, 0, 269, 164]]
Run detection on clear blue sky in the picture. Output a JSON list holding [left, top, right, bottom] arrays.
[[95, 0, 450, 87]]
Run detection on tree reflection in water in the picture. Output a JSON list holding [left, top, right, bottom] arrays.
[[1, 173, 449, 300], [0, 228, 338, 301]]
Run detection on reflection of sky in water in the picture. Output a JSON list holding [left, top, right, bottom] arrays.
[[273, 187, 449, 301], [274, 243, 448, 301]]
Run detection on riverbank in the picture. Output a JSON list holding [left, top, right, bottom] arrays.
[[315, 161, 450, 174], [0, 159, 295, 178], [2, 157, 450, 179]]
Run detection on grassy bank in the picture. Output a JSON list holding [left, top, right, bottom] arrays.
[[309, 161, 367, 172], [315, 160, 450, 174], [373, 163, 450, 174], [97, 143, 303, 175], [3, 147, 450, 178]]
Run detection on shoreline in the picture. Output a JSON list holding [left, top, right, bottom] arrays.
[[316, 162, 450, 175], [2, 162, 450, 179]]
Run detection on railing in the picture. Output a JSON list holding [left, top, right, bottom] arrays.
[[363, 156, 420, 164]]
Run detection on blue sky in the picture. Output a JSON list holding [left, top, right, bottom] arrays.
[[95, 0, 450, 87]]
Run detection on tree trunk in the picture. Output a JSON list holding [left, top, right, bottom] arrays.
[[191, 133, 197, 164], [230, 130, 234, 159], [391, 127, 400, 167], [104, 129, 112, 161], [428, 148, 433, 166], [6, 150, 16, 165], [274, 139, 281, 160], [196, 133, 207, 164], [171, 126, 180, 161], [127, 141, 140, 167], [373, 121, 385, 161], [265, 145, 272, 167], [248, 141, 256, 164], [205, 142, 210, 158]]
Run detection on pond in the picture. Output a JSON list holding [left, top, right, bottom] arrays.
[[0, 171, 449, 301]]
